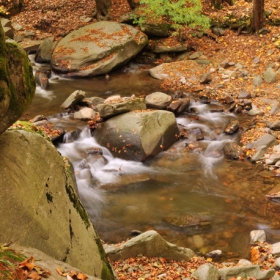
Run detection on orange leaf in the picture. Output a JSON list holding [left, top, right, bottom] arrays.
[[28, 271, 41, 280], [77, 272, 88, 280]]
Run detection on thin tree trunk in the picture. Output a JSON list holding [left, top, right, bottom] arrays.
[[127, 0, 138, 9], [251, 0, 265, 32]]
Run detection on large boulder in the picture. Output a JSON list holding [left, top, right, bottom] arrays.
[[94, 110, 180, 161], [0, 23, 35, 134], [0, 129, 115, 279], [51, 21, 148, 77]]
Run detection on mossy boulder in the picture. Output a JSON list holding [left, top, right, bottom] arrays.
[[0, 22, 35, 135], [0, 129, 115, 279]]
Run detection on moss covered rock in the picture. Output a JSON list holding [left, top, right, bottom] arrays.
[[0, 22, 35, 134], [0, 130, 115, 279]]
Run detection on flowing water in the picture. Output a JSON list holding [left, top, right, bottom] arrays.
[[24, 59, 280, 260]]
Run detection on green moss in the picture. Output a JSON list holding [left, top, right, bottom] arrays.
[[95, 238, 115, 280], [8, 121, 50, 140], [64, 176, 91, 229]]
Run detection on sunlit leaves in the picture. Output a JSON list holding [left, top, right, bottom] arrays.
[[134, 0, 210, 33]]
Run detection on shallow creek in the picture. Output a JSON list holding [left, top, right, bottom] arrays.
[[23, 61, 280, 260]]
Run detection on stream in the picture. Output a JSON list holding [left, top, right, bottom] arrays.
[[23, 59, 280, 260]]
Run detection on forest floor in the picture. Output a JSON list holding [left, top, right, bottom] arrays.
[[5, 0, 280, 279]]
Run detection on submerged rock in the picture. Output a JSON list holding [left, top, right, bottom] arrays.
[[163, 214, 211, 234]]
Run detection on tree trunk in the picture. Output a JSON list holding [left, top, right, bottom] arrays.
[[251, 0, 265, 32], [92, 0, 111, 20], [127, 0, 138, 9], [211, 0, 233, 8], [211, 0, 222, 8]]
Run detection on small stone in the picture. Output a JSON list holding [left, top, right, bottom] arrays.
[[264, 67, 278, 84], [238, 259, 252, 266], [250, 230, 266, 244], [252, 57, 260, 64], [205, 250, 222, 259], [224, 120, 239, 135], [253, 75, 263, 86], [238, 91, 251, 99], [192, 263, 219, 280], [200, 72, 212, 84], [74, 108, 96, 120]]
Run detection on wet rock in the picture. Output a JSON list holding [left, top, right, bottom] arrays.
[[218, 265, 275, 280], [205, 250, 222, 259], [222, 95, 235, 104], [145, 92, 172, 109], [30, 115, 48, 123], [223, 142, 243, 160], [253, 75, 263, 86], [60, 90, 86, 109], [199, 94, 211, 104], [101, 173, 150, 191], [97, 97, 146, 118], [94, 110, 179, 161], [35, 37, 55, 63], [264, 67, 278, 84], [74, 108, 97, 120], [86, 147, 103, 155], [208, 104, 224, 113], [104, 230, 195, 261], [250, 230, 266, 244], [176, 98, 191, 115], [167, 99, 182, 112], [35, 71, 49, 89], [64, 129, 82, 142], [192, 263, 219, 280], [224, 120, 239, 134], [130, 230, 142, 236]]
